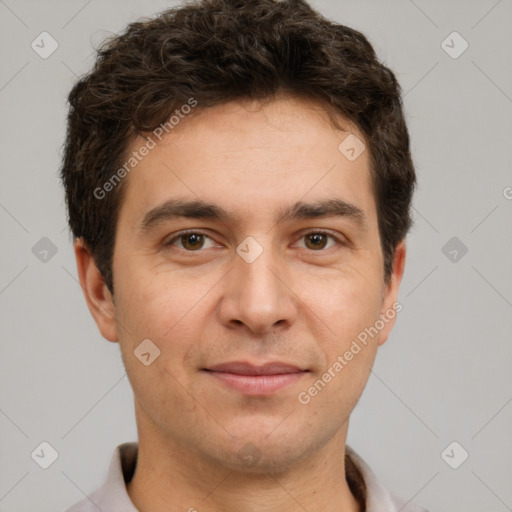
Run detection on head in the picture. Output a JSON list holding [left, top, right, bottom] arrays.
[[62, 0, 415, 473]]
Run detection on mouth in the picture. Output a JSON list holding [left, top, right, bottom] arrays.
[[202, 361, 309, 396]]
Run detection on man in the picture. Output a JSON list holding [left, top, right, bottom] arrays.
[[61, 0, 425, 510]]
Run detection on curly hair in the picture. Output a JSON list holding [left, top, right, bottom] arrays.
[[60, 0, 416, 294]]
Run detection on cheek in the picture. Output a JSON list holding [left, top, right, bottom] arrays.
[[116, 264, 212, 340], [114, 266, 221, 395], [297, 268, 382, 398], [114, 273, 206, 407], [299, 267, 383, 337]]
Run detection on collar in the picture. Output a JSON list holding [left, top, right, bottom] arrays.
[[65, 442, 427, 512]]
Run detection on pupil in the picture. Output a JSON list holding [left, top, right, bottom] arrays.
[[184, 234, 203, 249], [308, 233, 326, 249]]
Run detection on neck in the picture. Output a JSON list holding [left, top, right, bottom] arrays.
[[127, 407, 361, 512]]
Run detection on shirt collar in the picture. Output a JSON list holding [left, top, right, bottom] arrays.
[[72, 442, 420, 512]]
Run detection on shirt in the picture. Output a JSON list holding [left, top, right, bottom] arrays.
[[64, 442, 429, 512]]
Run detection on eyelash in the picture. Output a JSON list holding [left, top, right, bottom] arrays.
[[164, 229, 346, 252]]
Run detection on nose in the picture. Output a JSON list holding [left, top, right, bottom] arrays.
[[217, 241, 298, 334]]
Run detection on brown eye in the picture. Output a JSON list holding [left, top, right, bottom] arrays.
[[165, 231, 217, 251], [294, 231, 342, 251], [304, 233, 328, 250], [181, 233, 204, 250]]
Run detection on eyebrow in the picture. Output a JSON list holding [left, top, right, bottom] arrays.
[[137, 197, 367, 234]]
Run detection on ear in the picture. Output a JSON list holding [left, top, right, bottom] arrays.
[[74, 238, 119, 343], [377, 240, 406, 347]]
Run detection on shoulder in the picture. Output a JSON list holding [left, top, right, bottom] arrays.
[[62, 442, 139, 512], [63, 491, 104, 512], [346, 446, 429, 512], [391, 494, 430, 512]]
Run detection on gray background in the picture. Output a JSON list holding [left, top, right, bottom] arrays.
[[1, 0, 511, 511]]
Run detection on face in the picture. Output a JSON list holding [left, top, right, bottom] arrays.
[[77, 95, 405, 474]]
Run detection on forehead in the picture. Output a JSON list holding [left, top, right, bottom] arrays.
[[117, 96, 375, 228]]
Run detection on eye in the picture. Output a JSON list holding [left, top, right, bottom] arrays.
[[165, 231, 218, 251], [164, 230, 344, 252], [295, 231, 342, 251]]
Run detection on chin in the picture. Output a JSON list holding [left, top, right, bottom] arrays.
[[202, 426, 318, 475], [213, 445, 309, 475]]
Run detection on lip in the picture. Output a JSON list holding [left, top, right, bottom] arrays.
[[203, 361, 308, 395]]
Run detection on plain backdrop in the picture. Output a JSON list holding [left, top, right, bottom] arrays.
[[1, 1, 511, 511]]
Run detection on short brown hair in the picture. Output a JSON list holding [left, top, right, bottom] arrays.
[[60, 0, 416, 294]]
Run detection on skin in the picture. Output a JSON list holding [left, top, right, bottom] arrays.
[[75, 94, 406, 512]]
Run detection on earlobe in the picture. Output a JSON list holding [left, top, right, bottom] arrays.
[[74, 238, 119, 343], [377, 241, 407, 346]]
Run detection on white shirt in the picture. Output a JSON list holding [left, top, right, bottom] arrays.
[[65, 442, 428, 512]]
